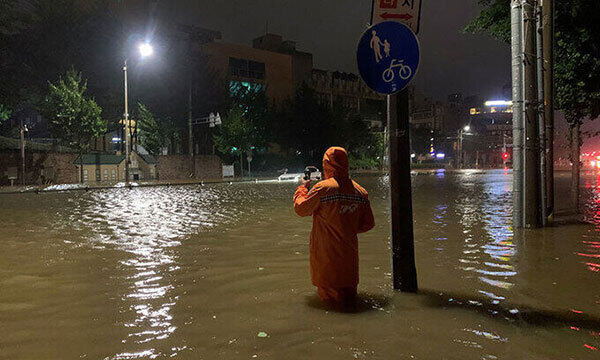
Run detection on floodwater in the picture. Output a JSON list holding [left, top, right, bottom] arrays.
[[0, 170, 599, 359]]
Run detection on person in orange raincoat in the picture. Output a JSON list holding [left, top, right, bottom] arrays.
[[293, 147, 375, 307]]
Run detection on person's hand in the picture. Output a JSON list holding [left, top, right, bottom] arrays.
[[301, 178, 311, 188]]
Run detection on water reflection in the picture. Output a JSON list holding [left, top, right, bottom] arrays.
[[2, 173, 600, 359], [80, 187, 227, 358], [454, 172, 516, 298], [582, 175, 600, 278]]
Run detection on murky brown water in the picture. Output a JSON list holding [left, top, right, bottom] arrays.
[[1, 170, 599, 359]]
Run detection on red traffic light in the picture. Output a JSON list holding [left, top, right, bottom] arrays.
[[502, 152, 510, 160]]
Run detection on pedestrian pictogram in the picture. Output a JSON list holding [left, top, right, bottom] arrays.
[[357, 21, 420, 95]]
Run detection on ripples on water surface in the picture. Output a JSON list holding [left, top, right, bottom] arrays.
[[0, 170, 599, 359]]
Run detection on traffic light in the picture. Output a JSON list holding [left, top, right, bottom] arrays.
[[502, 152, 510, 160]]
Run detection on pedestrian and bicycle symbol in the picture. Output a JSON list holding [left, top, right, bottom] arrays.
[[357, 21, 420, 94], [382, 59, 412, 82]]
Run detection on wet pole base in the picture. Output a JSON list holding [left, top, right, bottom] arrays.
[[388, 91, 418, 293]]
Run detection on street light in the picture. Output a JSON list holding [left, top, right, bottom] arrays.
[[139, 42, 154, 58], [20, 123, 28, 185], [123, 42, 153, 183], [458, 125, 473, 169]]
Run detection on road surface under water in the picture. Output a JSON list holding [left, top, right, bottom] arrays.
[[0, 170, 599, 359]]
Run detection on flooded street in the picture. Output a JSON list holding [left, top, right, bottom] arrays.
[[1, 170, 599, 359]]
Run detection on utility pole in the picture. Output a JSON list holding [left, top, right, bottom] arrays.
[[188, 76, 193, 157], [536, 2, 547, 226], [123, 60, 130, 184], [522, 0, 541, 228], [458, 129, 463, 169], [542, 0, 554, 220], [20, 122, 27, 185], [188, 39, 194, 158], [388, 91, 418, 293], [511, 0, 524, 228]]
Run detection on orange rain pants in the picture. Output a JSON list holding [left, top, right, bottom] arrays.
[[293, 147, 375, 304]]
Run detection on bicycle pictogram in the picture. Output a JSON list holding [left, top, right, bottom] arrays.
[[382, 59, 412, 83]]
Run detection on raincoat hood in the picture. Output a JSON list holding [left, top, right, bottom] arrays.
[[322, 147, 349, 179]]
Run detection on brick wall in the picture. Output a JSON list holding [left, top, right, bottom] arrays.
[[0, 152, 78, 185], [194, 155, 222, 179], [157, 155, 222, 180], [0, 152, 222, 185], [41, 153, 79, 184]]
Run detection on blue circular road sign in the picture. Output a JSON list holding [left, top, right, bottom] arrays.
[[357, 21, 420, 95]]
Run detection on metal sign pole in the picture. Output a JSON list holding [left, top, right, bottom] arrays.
[[388, 91, 418, 292], [357, 20, 420, 293]]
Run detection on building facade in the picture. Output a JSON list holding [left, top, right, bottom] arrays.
[[200, 41, 294, 104], [74, 152, 156, 183], [252, 33, 313, 88], [464, 101, 513, 168]]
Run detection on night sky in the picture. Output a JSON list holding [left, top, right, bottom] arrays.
[[162, 0, 511, 101], [153, 0, 593, 152]]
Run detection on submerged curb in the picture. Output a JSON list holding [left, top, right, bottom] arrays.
[[0, 177, 281, 195]]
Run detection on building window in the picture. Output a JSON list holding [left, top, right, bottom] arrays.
[[111, 169, 116, 181], [103, 169, 108, 181], [83, 170, 88, 182], [229, 81, 265, 96], [229, 57, 265, 80], [95, 169, 101, 181]]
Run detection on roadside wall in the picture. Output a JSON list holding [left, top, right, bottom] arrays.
[[0, 151, 78, 185], [157, 155, 222, 180], [0, 152, 222, 185]]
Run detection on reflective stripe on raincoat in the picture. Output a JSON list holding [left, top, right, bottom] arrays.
[[293, 147, 375, 288]]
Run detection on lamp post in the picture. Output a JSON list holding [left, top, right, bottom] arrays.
[[458, 125, 471, 169], [123, 42, 153, 183], [20, 122, 28, 185]]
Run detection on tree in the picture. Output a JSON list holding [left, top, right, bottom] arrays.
[[271, 84, 333, 163], [330, 104, 373, 150], [135, 103, 181, 156], [228, 82, 271, 150], [213, 106, 254, 177], [268, 84, 385, 169], [0, 104, 11, 126], [410, 125, 436, 156], [1, 0, 124, 117], [136, 103, 163, 156], [213, 83, 273, 175], [42, 69, 106, 182], [466, 0, 600, 209]]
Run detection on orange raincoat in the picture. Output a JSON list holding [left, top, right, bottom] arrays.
[[293, 147, 375, 303]]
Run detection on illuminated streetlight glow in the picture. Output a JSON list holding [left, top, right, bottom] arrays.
[[484, 100, 513, 107], [464, 125, 471, 132], [139, 43, 154, 57]]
